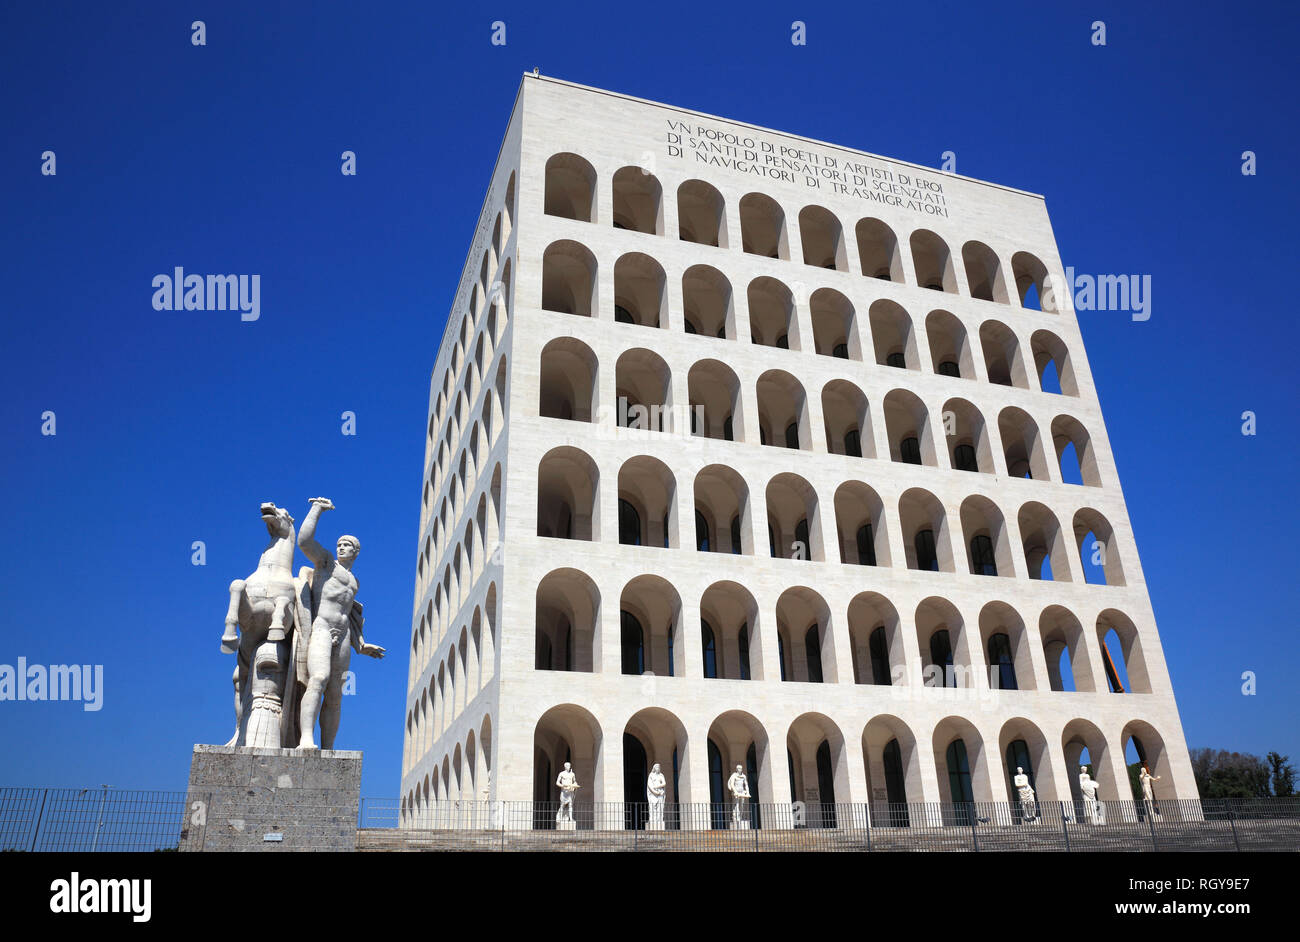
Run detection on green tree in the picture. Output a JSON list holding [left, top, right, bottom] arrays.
[[1267, 752, 1295, 797]]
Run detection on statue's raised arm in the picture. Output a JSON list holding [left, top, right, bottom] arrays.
[[298, 497, 335, 568]]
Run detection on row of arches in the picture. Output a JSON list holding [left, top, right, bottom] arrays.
[[538, 449, 1124, 584], [540, 246, 1075, 394], [406, 585, 499, 773], [473, 705, 1175, 827], [541, 344, 1099, 485], [543, 152, 1059, 310], [533, 569, 1150, 695], [404, 715, 494, 819], [418, 457, 503, 619]]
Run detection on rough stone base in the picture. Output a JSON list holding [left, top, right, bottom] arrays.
[[179, 744, 362, 851]]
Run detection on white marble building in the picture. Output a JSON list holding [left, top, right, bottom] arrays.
[[399, 74, 1195, 824]]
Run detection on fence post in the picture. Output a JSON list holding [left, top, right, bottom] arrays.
[[864, 803, 873, 853], [29, 788, 49, 853], [1060, 801, 1070, 852]]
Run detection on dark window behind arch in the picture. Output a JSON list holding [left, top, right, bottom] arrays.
[[785, 422, 800, 449], [970, 534, 997, 576], [738, 624, 751, 680], [869, 625, 891, 685], [730, 515, 742, 554], [696, 510, 710, 552], [954, 443, 978, 472], [989, 632, 1017, 690], [844, 427, 862, 458], [804, 625, 823, 683], [900, 436, 922, 465], [702, 620, 718, 678], [938, 360, 961, 378], [856, 524, 877, 566], [929, 629, 955, 687], [619, 499, 641, 546], [621, 610, 645, 675], [915, 528, 938, 571]]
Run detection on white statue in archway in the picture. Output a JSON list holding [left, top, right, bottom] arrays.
[[1013, 766, 1037, 821], [646, 763, 666, 830], [555, 762, 579, 827], [1079, 765, 1101, 824], [1139, 765, 1161, 815], [727, 764, 751, 829]]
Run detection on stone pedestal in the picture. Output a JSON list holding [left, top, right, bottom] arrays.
[[557, 819, 576, 831], [731, 819, 751, 830], [179, 744, 362, 852]]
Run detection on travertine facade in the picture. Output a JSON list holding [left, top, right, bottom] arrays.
[[399, 74, 1195, 823]]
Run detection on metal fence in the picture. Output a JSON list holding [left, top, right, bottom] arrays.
[[0, 787, 188, 853], [5, 788, 1299, 852], [361, 797, 1300, 852]]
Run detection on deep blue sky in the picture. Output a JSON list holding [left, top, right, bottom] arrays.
[[1, 2, 1296, 797]]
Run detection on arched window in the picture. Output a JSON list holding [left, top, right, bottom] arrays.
[[855, 524, 877, 566], [869, 625, 891, 685], [915, 528, 938, 571], [536, 634, 552, 671], [794, 518, 810, 559], [785, 422, 800, 449], [684, 319, 698, 335], [988, 632, 1017, 689], [938, 360, 961, 378], [970, 534, 997, 576], [778, 634, 787, 681], [900, 436, 922, 465], [953, 443, 978, 472], [618, 498, 641, 546], [723, 415, 734, 441], [886, 352, 907, 369], [615, 305, 634, 324], [667, 625, 674, 677], [804, 625, 823, 683], [815, 740, 837, 827], [730, 516, 742, 555], [623, 733, 649, 830], [833, 342, 849, 359], [708, 739, 726, 830], [696, 510, 710, 552], [702, 620, 718, 679], [738, 624, 752, 680], [883, 738, 908, 825], [930, 629, 955, 687], [844, 428, 862, 458], [621, 611, 645, 675], [946, 740, 975, 814], [746, 743, 762, 829]]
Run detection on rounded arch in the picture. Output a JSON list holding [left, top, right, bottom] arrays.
[[884, 389, 936, 466], [916, 596, 972, 687], [541, 239, 597, 316], [688, 358, 742, 442], [533, 703, 603, 823], [898, 487, 952, 572], [799, 204, 847, 270], [1121, 720, 1175, 802], [776, 586, 836, 683], [997, 717, 1060, 803], [834, 481, 889, 567], [756, 369, 810, 449], [856, 217, 902, 281], [620, 574, 683, 677], [766, 472, 822, 561], [534, 568, 599, 673], [747, 276, 799, 349], [1062, 717, 1117, 805], [980, 319, 1030, 388], [910, 229, 956, 292], [821, 379, 874, 458], [708, 710, 774, 809], [932, 715, 995, 810], [682, 264, 734, 338], [539, 336, 597, 422], [739, 192, 788, 259], [1011, 251, 1059, 313], [677, 179, 727, 247], [961, 240, 1008, 303], [1051, 414, 1102, 487], [613, 252, 667, 328], [960, 494, 1013, 578], [615, 347, 673, 431], [788, 712, 851, 819], [941, 397, 993, 473], [978, 600, 1035, 691], [1073, 507, 1126, 586], [862, 715, 921, 824], [618, 455, 677, 548], [1031, 328, 1078, 396], [700, 581, 763, 680], [536, 445, 598, 541], [998, 406, 1050, 480], [1018, 500, 1071, 582], [544, 153, 596, 222], [623, 707, 690, 828], [694, 463, 751, 555], [869, 299, 918, 369], [1097, 608, 1151, 693], [611, 165, 663, 234], [810, 287, 859, 359], [848, 591, 903, 686]]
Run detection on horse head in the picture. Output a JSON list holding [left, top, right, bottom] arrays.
[[260, 502, 296, 541]]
